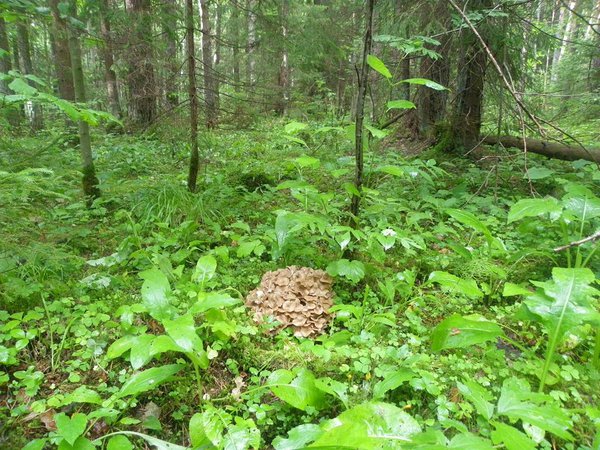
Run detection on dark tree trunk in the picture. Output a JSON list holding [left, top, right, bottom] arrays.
[[49, 0, 75, 101], [163, 0, 179, 107], [125, 0, 156, 127], [214, 2, 222, 113], [68, 0, 100, 202], [246, 0, 256, 91], [451, 0, 490, 151], [99, 0, 122, 118], [417, 0, 451, 136], [275, 0, 290, 115], [200, 0, 217, 128], [350, 0, 375, 223], [231, 3, 241, 92], [484, 135, 600, 163], [186, 0, 200, 191], [0, 17, 11, 95], [16, 21, 43, 130]]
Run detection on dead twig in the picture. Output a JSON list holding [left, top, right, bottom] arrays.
[[554, 231, 600, 252]]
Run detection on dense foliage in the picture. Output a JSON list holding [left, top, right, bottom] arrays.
[[1, 0, 599, 449]]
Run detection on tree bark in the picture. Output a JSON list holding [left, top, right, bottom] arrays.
[[0, 18, 12, 95], [68, 1, 100, 202], [49, 0, 75, 101], [246, 0, 256, 90], [350, 0, 375, 223], [417, 0, 451, 136], [231, 3, 241, 92], [199, 0, 217, 128], [162, 0, 179, 107], [451, 0, 490, 151], [275, 0, 290, 115], [214, 1, 222, 113], [186, 0, 200, 192], [16, 21, 43, 130], [483, 135, 600, 163], [125, 0, 156, 127], [99, 0, 122, 119]]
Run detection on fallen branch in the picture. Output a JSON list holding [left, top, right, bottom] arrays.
[[554, 231, 600, 252], [483, 135, 600, 163]]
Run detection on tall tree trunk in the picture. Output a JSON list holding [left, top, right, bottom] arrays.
[[246, 0, 256, 90], [0, 18, 12, 95], [163, 0, 179, 107], [186, 0, 200, 192], [199, 0, 217, 128], [451, 1, 489, 151], [99, 0, 122, 118], [68, 1, 100, 202], [214, 1, 222, 113], [16, 21, 43, 131], [125, 0, 156, 127], [49, 0, 75, 101], [417, 0, 451, 136], [350, 0, 375, 223], [231, 3, 241, 92], [276, 0, 290, 115]]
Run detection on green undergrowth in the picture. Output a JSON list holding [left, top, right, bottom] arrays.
[[1, 121, 599, 449]]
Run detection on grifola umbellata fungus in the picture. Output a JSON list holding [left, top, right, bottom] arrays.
[[245, 266, 334, 337]]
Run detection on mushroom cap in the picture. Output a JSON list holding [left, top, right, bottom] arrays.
[[245, 266, 334, 337]]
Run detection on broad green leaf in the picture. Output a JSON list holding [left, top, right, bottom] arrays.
[[401, 78, 446, 90], [507, 197, 562, 223], [326, 259, 366, 283], [342, 182, 361, 196], [525, 268, 600, 353], [58, 436, 94, 450], [447, 433, 494, 449], [22, 439, 47, 450], [367, 55, 392, 79], [273, 211, 305, 257], [314, 377, 349, 408], [107, 435, 134, 450], [524, 167, 554, 180], [377, 165, 404, 177], [106, 335, 138, 360], [63, 386, 102, 405], [55, 413, 87, 446], [97, 432, 188, 450], [456, 379, 495, 420], [373, 369, 415, 399], [283, 135, 308, 146], [276, 179, 313, 191], [189, 405, 225, 448], [191, 292, 241, 314], [446, 208, 493, 243], [431, 314, 503, 352], [222, 419, 260, 450], [563, 193, 600, 220], [192, 255, 217, 286], [502, 283, 531, 297], [428, 271, 483, 298], [284, 121, 308, 134], [491, 422, 536, 450], [116, 364, 183, 399], [387, 99, 416, 110], [294, 155, 320, 168], [497, 377, 573, 440], [163, 314, 208, 368], [8, 78, 37, 96], [149, 335, 180, 356], [364, 124, 389, 138], [139, 268, 174, 321], [273, 424, 323, 450], [130, 334, 155, 369], [268, 368, 326, 411], [312, 402, 421, 448]]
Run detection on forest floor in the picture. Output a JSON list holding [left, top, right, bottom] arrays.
[[1, 119, 599, 449]]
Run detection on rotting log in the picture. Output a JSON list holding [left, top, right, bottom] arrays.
[[483, 135, 600, 163]]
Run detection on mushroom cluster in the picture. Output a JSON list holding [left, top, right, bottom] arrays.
[[245, 266, 334, 337]]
